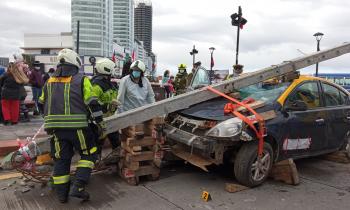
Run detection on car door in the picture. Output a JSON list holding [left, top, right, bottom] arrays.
[[188, 67, 210, 91], [320, 82, 350, 150], [281, 81, 327, 158]]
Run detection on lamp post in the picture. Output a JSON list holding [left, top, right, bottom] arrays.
[[209, 47, 215, 84], [313, 32, 324, 77], [190, 45, 198, 65]]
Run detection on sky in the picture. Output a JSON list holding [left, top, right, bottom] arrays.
[[0, 0, 349, 76]]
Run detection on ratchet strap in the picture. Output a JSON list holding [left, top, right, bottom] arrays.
[[206, 86, 266, 157]]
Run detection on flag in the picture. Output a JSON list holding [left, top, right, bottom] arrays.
[[210, 54, 214, 68], [131, 50, 135, 62], [112, 50, 116, 62]]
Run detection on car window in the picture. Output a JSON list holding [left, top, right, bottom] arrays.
[[191, 67, 210, 88], [240, 82, 290, 103], [286, 82, 321, 109], [322, 82, 348, 106]]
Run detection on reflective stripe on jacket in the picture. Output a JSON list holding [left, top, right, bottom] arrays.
[[40, 74, 95, 130]]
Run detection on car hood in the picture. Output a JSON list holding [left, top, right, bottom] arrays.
[[178, 97, 275, 121]]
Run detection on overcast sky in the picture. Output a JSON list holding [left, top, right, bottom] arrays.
[[0, 0, 349, 75]]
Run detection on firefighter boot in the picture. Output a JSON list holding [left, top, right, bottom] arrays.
[[70, 182, 90, 201], [55, 182, 70, 203]]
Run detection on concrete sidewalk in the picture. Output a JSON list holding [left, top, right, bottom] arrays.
[[0, 158, 348, 210]]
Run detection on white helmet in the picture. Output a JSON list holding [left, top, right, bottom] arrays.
[[130, 60, 146, 72], [57, 48, 82, 68], [95, 58, 115, 75]]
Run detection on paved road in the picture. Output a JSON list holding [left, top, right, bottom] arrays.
[[0, 158, 349, 210]]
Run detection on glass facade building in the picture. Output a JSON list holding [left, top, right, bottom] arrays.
[[134, 1, 152, 55], [113, 0, 134, 52], [71, 0, 113, 56]]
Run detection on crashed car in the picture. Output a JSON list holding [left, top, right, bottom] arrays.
[[165, 68, 350, 187]]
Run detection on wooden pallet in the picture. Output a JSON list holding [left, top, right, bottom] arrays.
[[118, 118, 163, 185]]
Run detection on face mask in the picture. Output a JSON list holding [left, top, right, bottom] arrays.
[[179, 69, 184, 73], [35, 67, 40, 70], [132, 70, 141, 78]]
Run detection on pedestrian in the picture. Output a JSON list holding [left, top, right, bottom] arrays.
[[174, 64, 188, 95], [0, 67, 5, 123], [117, 60, 155, 113], [0, 62, 29, 125], [167, 75, 175, 97], [28, 61, 44, 115], [43, 68, 55, 84], [90, 58, 120, 154], [162, 70, 171, 98], [38, 49, 103, 203], [121, 59, 132, 78]]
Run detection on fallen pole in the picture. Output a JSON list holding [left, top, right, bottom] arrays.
[[105, 42, 350, 134]]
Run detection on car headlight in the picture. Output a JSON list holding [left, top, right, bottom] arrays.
[[206, 117, 243, 138]]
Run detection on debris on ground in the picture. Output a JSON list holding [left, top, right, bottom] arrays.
[[21, 187, 31, 193], [225, 183, 249, 193]]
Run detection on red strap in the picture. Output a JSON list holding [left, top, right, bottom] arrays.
[[207, 86, 266, 157]]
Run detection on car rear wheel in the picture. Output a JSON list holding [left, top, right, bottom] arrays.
[[234, 142, 273, 187]]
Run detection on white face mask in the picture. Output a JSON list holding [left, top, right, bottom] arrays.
[[35, 67, 40, 70]]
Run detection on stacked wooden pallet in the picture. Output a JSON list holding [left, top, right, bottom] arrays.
[[118, 118, 164, 185]]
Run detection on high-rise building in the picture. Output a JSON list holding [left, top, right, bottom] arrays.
[[71, 0, 113, 56], [134, 1, 153, 55], [113, 0, 134, 52]]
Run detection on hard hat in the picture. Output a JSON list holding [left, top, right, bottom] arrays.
[[178, 64, 187, 70], [95, 58, 115, 75], [57, 48, 82, 68], [130, 60, 146, 72]]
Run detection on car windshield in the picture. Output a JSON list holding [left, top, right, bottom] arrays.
[[239, 82, 291, 103]]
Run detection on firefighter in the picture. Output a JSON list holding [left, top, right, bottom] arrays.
[[90, 58, 120, 152], [174, 63, 188, 95], [39, 49, 103, 203]]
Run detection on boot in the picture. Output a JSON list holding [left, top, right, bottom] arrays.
[[70, 182, 90, 201], [54, 182, 70, 203]]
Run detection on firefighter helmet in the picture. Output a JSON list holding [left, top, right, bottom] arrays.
[[95, 58, 115, 75], [57, 49, 82, 68], [130, 60, 146, 72], [178, 63, 187, 70]]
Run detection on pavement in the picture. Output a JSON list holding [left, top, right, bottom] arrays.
[[0, 117, 45, 141], [0, 158, 349, 210]]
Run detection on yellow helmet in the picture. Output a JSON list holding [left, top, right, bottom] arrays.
[[178, 63, 187, 70]]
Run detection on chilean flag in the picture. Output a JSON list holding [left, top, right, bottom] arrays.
[[131, 50, 136, 61], [112, 50, 116, 62]]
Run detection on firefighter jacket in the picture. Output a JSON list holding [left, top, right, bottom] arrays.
[[174, 72, 188, 94], [39, 74, 99, 131], [91, 75, 118, 117]]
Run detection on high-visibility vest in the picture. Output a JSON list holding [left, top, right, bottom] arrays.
[[41, 74, 89, 130]]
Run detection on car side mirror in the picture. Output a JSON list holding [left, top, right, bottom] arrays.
[[285, 100, 308, 112]]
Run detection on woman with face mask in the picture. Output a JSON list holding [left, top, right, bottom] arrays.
[[117, 60, 155, 113]]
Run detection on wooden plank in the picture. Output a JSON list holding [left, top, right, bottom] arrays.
[[121, 141, 142, 155], [225, 183, 249, 193], [0, 172, 22, 181], [171, 145, 214, 172], [126, 151, 154, 162], [269, 158, 300, 185], [259, 110, 277, 121], [135, 165, 160, 177], [127, 137, 156, 147], [236, 100, 265, 112], [105, 43, 350, 134], [123, 160, 140, 171], [322, 151, 350, 164]]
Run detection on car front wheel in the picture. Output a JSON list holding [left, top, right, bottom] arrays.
[[234, 142, 273, 187]]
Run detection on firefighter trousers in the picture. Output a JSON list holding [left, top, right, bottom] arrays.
[[50, 128, 97, 188]]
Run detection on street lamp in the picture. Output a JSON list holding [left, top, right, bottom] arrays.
[[209, 47, 215, 84], [190, 45, 198, 65], [313, 32, 324, 77]]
